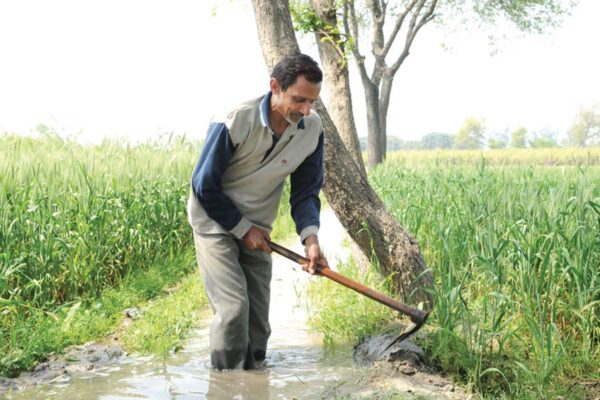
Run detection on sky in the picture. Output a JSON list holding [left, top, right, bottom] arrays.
[[0, 0, 599, 145]]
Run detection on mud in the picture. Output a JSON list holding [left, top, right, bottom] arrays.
[[0, 343, 124, 394], [354, 333, 427, 366], [0, 306, 143, 395], [341, 333, 475, 399]]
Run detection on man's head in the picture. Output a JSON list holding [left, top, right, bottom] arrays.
[[270, 53, 323, 125]]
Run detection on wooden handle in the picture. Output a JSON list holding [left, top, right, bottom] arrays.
[[267, 240, 428, 324]]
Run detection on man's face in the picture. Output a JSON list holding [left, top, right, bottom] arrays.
[[270, 75, 321, 125]]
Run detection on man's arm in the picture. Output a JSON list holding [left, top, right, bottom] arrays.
[[289, 131, 324, 241], [191, 122, 252, 239], [290, 131, 327, 273]]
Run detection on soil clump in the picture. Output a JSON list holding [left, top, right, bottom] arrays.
[[321, 333, 476, 399]]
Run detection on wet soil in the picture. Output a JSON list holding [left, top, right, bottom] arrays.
[[338, 333, 475, 399], [0, 343, 125, 393]]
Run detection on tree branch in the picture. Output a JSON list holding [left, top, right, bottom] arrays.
[[367, 0, 385, 57], [343, 0, 370, 83], [390, 0, 437, 74], [381, 0, 418, 58], [315, 28, 346, 60], [366, 0, 386, 85]]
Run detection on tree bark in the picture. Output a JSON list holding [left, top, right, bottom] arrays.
[[309, 0, 367, 178], [364, 81, 384, 167], [379, 70, 395, 156], [251, 0, 434, 307]]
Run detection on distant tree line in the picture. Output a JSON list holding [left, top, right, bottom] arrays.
[[359, 133, 453, 151], [359, 103, 600, 151]]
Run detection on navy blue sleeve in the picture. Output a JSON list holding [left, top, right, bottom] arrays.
[[290, 131, 324, 235], [191, 122, 243, 230]]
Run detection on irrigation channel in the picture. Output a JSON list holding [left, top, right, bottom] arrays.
[[5, 210, 361, 399]]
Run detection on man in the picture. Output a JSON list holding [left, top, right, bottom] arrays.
[[187, 53, 328, 370]]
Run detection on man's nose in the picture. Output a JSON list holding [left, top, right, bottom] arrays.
[[300, 102, 311, 116]]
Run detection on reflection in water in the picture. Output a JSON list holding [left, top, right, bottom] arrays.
[[205, 369, 270, 399], [6, 211, 355, 399]]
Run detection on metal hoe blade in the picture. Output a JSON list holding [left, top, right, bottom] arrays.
[[382, 317, 427, 353]]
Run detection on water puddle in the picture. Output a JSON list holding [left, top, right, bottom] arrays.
[[5, 210, 358, 399]]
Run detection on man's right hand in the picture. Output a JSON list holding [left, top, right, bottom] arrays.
[[243, 226, 272, 253]]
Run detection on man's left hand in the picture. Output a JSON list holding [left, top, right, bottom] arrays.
[[303, 235, 329, 275]]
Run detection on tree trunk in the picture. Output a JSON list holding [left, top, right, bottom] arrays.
[[251, 0, 433, 307], [309, 0, 366, 178], [379, 70, 396, 157], [341, 0, 437, 167], [364, 82, 384, 168]]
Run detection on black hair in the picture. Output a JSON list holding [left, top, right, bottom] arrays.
[[270, 53, 323, 91]]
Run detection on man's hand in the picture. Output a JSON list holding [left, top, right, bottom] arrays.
[[243, 226, 272, 253], [303, 235, 328, 275]]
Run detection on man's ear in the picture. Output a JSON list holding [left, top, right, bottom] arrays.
[[270, 78, 280, 94]]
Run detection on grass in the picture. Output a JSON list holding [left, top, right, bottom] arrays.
[[0, 133, 196, 309], [386, 147, 600, 166], [120, 269, 209, 356], [307, 149, 600, 399], [0, 249, 197, 377], [0, 132, 198, 376], [307, 256, 398, 347]]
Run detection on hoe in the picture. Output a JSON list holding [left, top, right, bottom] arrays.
[[268, 240, 429, 351]]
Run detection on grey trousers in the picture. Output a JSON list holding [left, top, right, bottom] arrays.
[[193, 231, 272, 370]]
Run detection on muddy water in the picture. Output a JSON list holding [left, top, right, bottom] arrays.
[[6, 210, 357, 399]]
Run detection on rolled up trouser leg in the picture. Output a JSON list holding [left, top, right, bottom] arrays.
[[238, 239, 272, 363], [193, 231, 252, 370]]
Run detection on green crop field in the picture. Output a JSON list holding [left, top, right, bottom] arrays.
[[309, 148, 600, 399], [2, 134, 598, 399], [0, 135, 193, 307], [0, 133, 296, 377], [0, 134, 194, 376]]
